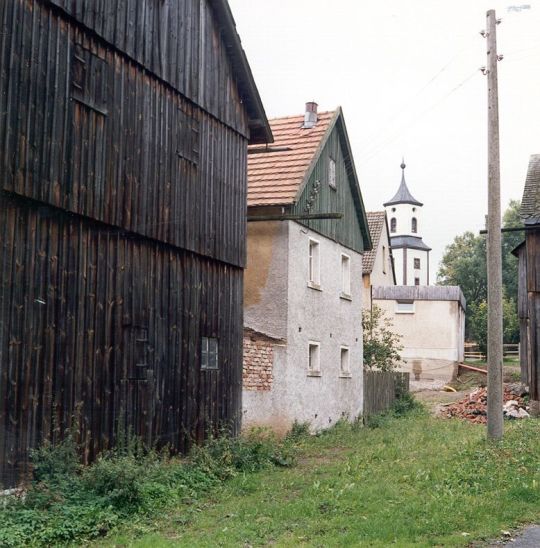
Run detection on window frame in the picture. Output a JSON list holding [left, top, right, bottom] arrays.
[[390, 217, 397, 233], [307, 341, 321, 376], [340, 346, 351, 378], [308, 238, 321, 289], [201, 336, 219, 370], [340, 253, 351, 298], [414, 257, 420, 269], [396, 300, 415, 314], [328, 157, 336, 189], [411, 217, 418, 233], [414, 277, 420, 286]]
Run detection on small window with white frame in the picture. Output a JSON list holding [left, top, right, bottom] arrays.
[[328, 157, 336, 189], [201, 336, 219, 369], [396, 300, 415, 314], [308, 341, 321, 375], [341, 253, 351, 297], [308, 238, 320, 287], [340, 346, 351, 377]]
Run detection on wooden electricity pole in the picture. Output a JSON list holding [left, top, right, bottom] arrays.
[[485, 9, 504, 440]]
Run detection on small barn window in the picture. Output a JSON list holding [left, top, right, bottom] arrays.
[[308, 342, 321, 375], [341, 253, 351, 296], [340, 347, 351, 377], [396, 300, 415, 314], [328, 158, 336, 189], [308, 239, 320, 287], [390, 218, 397, 233], [411, 217, 418, 233], [201, 337, 219, 370], [414, 258, 420, 269]]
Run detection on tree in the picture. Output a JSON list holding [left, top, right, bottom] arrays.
[[437, 231, 487, 307], [438, 200, 522, 344], [362, 305, 403, 371]]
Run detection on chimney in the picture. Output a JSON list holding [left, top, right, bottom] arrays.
[[303, 102, 318, 129]]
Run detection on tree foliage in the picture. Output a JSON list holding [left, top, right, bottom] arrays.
[[362, 305, 403, 371], [437, 200, 522, 344]]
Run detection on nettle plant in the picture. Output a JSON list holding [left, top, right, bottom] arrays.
[[362, 305, 403, 371]]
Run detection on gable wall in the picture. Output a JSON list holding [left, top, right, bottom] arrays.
[[289, 124, 366, 254]]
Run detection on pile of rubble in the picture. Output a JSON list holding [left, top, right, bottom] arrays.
[[441, 384, 530, 424]]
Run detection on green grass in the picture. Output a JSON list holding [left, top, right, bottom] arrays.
[[102, 409, 540, 547]]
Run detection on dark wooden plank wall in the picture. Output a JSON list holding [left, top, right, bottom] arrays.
[[363, 371, 409, 418], [525, 230, 540, 402], [44, 0, 249, 136], [0, 0, 248, 268], [0, 195, 243, 487], [516, 244, 529, 384]]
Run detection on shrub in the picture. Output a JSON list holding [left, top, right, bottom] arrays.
[[362, 305, 403, 371]]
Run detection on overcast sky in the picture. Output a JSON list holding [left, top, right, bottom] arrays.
[[229, 0, 540, 281]]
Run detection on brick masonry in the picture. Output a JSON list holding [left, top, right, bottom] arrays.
[[243, 330, 275, 391]]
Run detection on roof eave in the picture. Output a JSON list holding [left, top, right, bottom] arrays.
[[209, 0, 273, 145], [383, 199, 423, 207]]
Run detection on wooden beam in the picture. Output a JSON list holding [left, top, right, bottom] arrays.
[[247, 213, 343, 222]]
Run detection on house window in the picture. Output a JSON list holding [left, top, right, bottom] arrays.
[[382, 246, 387, 274], [308, 342, 321, 375], [414, 277, 420, 286], [328, 158, 336, 189], [390, 218, 396, 233], [340, 347, 350, 377], [308, 239, 320, 287], [414, 258, 420, 269], [396, 300, 415, 314], [411, 217, 417, 233], [201, 337, 219, 370], [341, 254, 351, 296]]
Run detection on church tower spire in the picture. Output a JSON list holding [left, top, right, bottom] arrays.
[[384, 160, 431, 285]]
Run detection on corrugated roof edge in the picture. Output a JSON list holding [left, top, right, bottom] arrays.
[[210, 0, 273, 145], [372, 285, 466, 310]]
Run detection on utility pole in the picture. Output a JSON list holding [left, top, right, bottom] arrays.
[[484, 9, 504, 440]]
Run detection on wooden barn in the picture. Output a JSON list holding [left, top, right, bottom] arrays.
[[0, 0, 272, 487], [513, 153, 540, 417]]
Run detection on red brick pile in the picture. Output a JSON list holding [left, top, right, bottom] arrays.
[[442, 386, 528, 424]]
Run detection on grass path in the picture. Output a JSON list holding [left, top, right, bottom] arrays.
[[104, 411, 540, 547]]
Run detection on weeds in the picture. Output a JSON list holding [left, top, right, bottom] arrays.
[[0, 427, 301, 547]]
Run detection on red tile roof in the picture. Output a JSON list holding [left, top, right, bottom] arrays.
[[247, 111, 336, 207], [363, 211, 386, 274]]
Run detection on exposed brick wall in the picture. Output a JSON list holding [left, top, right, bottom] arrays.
[[243, 332, 274, 391]]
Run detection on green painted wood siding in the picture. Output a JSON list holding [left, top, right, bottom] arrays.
[[290, 125, 366, 254]]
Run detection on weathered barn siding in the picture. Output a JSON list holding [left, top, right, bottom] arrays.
[[0, 0, 263, 487], [526, 230, 540, 404], [0, 0, 248, 267], [0, 195, 243, 485]]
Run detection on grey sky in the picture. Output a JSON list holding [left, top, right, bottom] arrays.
[[229, 0, 540, 280]]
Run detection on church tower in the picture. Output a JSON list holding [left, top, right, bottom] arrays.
[[384, 161, 431, 286]]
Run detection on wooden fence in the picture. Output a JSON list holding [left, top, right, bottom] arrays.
[[363, 370, 410, 418], [464, 343, 519, 362]]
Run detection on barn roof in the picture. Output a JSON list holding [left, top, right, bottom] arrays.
[[363, 212, 386, 274], [521, 154, 540, 225], [246, 111, 336, 206], [372, 285, 466, 310]]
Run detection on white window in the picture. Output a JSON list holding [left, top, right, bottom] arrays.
[[308, 342, 321, 375], [340, 346, 350, 377], [201, 337, 219, 369], [396, 301, 415, 314], [308, 239, 320, 286], [328, 158, 336, 189], [341, 253, 351, 296]]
